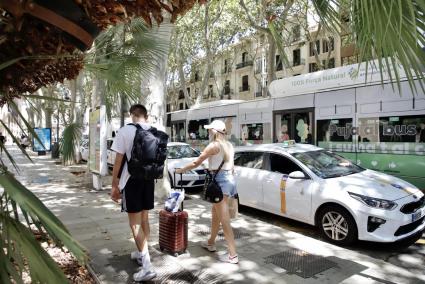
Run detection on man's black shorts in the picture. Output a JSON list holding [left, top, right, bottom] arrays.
[[121, 177, 154, 213]]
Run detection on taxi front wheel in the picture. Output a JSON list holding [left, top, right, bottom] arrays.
[[317, 205, 358, 246]]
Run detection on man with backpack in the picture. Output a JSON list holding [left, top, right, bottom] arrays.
[[110, 104, 168, 282]]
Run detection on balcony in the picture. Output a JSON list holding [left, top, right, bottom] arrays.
[[239, 85, 250, 92], [236, 60, 253, 70]]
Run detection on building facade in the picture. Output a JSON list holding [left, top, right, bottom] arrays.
[[167, 21, 357, 112]]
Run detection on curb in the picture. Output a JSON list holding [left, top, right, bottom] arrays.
[[86, 262, 102, 284]]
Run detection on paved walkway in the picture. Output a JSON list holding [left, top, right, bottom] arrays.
[[8, 146, 425, 283]]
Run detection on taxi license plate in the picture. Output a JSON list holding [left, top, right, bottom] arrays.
[[412, 207, 425, 222]]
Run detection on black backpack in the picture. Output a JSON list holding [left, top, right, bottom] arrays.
[[126, 123, 169, 180]]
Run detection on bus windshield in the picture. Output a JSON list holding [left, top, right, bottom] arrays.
[[292, 150, 365, 179]]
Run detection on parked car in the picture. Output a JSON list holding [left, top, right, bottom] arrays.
[[167, 142, 206, 189], [106, 141, 206, 189], [234, 141, 425, 245]]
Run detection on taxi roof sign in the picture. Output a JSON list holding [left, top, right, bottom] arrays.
[[282, 140, 296, 147]]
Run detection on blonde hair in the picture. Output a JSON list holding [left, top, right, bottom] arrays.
[[211, 130, 231, 162]]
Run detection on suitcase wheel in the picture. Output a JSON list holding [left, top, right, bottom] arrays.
[[160, 246, 164, 252], [174, 252, 179, 257]]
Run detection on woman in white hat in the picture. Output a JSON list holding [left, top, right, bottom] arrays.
[[176, 120, 238, 264]]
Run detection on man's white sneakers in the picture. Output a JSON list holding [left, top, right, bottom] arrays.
[[133, 269, 157, 282], [130, 251, 143, 266]]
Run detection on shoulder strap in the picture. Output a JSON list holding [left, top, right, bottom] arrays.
[[212, 160, 225, 181], [128, 123, 142, 129]]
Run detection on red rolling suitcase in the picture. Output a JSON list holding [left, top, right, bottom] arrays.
[[158, 172, 188, 256]]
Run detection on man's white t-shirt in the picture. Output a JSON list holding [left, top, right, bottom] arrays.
[[111, 122, 151, 190]]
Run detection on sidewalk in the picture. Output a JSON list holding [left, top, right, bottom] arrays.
[[11, 148, 425, 284]]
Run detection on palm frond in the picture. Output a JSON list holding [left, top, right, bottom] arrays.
[[0, 169, 87, 264], [0, 214, 69, 283], [60, 123, 82, 164], [313, 0, 425, 94]]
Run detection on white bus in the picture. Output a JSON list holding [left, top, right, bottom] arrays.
[[167, 61, 425, 189]]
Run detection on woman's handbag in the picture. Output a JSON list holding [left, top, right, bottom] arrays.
[[203, 161, 224, 203]]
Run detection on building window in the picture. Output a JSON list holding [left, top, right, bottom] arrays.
[[293, 49, 301, 66], [194, 71, 200, 81], [292, 25, 300, 42], [208, 85, 214, 97], [309, 62, 319, 72], [309, 40, 320, 56], [223, 80, 231, 95], [179, 103, 184, 110], [178, 90, 184, 99], [276, 55, 283, 71], [187, 87, 190, 95], [242, 52, 248, 63], [240, 75, 249, 92], [255, 58, 262, 74], [166, 104, 170, 113], [341, 55, 358, 66], [322, 58, 335, 69], [323, 37, 334, 53], [224, 59, 231, 73]]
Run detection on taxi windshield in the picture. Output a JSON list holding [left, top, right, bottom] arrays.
[[292, 150, 364, 179], [167, 145, 200, 159]]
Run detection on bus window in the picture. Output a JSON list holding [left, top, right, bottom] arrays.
[[241, 123, 271, 145], [188, 119, 209, 140], [358, 116, 425, 144], [378, 115, 425, 143], [171, 122, 185, 142], [317, 119, 353, 143], [274, 110, 313, 144]]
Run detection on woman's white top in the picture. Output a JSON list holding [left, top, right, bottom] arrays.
[[208, 142, 234, 170]]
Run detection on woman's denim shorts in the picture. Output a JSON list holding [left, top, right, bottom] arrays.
[[214, 171, 237, 197]]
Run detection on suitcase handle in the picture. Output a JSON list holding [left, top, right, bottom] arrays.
[[173, 169, 184, 211], [173, 169, 184, 190]]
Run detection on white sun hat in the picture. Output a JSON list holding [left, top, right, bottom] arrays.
[[204, 120, 226, 134]]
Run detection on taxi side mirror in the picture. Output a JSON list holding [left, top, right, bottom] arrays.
[[289, 171, 308, 180]]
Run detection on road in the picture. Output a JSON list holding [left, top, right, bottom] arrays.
[[186, 189, 425, 278]]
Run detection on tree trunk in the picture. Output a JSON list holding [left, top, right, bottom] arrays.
[[68, 79, 77, 123], [141, 20, 174, 198], [177, 49, 192, 108], [142, 22, 173, 128], [44, 108, 52, 129], [266, 33, 276, 96], [120, 95, 127, 127]]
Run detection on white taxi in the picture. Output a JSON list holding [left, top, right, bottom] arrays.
[[167, 142, 206, 189], [234, 141, 425, 245]]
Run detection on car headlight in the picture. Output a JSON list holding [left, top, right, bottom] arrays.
[[348, 192, 397, 210]]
